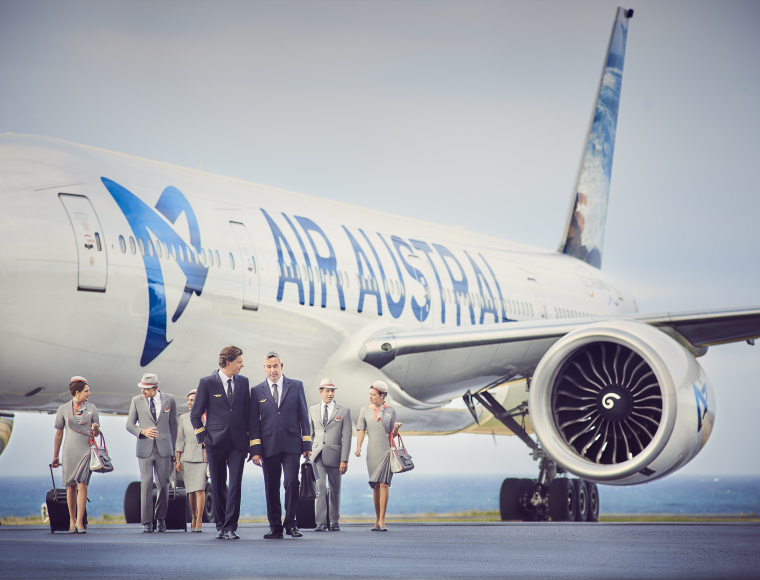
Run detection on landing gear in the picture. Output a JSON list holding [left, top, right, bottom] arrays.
[[202, 481, 214, 523], [548, 478, 576, 521], [466, 388, 602, 522], [587, 482, 599, 522], [499, 478, 533, 521], [574, 479, 589, 522], [124, 479, 214, 524], [124, 481, 141, 524]]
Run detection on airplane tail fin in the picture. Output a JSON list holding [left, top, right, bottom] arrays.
[[559, 7, 633, 268]]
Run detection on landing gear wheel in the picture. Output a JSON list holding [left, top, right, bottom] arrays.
[[124, 481, 141, 524], [586, 482, 600, 522], [573, 479, 588, 522], [499, 478, 527, 520], [202, 481, 214, 523], [549, 478, 577, 521]]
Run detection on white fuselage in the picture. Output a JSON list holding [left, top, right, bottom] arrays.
[[0, 134, 637, 427]]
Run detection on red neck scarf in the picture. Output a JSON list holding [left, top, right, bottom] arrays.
[[372, 402, 388, 421]]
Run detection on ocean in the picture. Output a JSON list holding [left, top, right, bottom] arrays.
[[1, 473, 758, 519]]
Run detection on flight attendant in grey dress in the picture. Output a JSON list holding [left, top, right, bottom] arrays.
[[355, 380, 401, 531], [51, 376, 101, 534], [175, 389, 208, 532]]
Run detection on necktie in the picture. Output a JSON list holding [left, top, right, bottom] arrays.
[[272, 383, 279, 407], [323, 404, 329, 426], [227, 378, 233, 399], [149, 397, 157, 422]]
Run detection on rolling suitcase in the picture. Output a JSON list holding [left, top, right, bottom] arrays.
[[46, 464, 87, 533], [151, 464, 187, 531]]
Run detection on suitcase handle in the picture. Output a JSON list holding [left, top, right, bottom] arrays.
[[49, 463, 59, 492]]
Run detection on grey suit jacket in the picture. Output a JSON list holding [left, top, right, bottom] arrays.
[[309, 402, 352, 467], [126, 392, 178, 459]]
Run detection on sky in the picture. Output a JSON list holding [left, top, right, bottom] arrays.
[[0, 0, 759, 485]]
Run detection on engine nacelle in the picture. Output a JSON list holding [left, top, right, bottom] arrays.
[[529, 320, 715, 485]]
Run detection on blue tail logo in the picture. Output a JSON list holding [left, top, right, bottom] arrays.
[[101, 178, 208, 366], [561, 8, 633, 268]]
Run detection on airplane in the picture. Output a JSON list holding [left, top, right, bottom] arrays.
[[1, 6, 759, 523]]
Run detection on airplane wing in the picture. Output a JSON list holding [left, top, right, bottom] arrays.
[[361, 307, 760, 405]]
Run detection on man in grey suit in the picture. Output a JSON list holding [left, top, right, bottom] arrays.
[[308, 378, 352, 532], [126, 373, 178, 533]]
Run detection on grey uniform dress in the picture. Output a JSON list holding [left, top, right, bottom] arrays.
[[175, 412, 208, 493], [357, 404, 396, 488], [54, 399, 100, 486]]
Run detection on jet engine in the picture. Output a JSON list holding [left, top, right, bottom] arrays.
[[529, 320, 715, 485]]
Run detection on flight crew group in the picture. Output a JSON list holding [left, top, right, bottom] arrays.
[[54, 346, 400, 536]]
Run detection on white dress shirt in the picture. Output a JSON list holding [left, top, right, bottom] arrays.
[[219, 370, 235, 395]]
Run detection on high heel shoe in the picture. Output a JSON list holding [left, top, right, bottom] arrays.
[[75, 525, 86, 534]]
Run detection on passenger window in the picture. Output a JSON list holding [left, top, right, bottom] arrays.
[[129, 237, 137, 255], [119, 235, 126, 254]]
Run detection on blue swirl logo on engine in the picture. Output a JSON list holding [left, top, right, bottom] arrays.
[[102, 177, 208, 366]]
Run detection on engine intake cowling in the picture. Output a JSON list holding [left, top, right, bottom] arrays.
[[529, 320, 714, 485]]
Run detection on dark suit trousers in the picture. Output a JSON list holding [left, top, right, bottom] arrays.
[[206, 441, 246, 532], [262, 452, 301, 531]]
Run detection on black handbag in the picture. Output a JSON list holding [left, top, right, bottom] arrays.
[[299, 459, 318, 500], [389, 433, 414, 473]]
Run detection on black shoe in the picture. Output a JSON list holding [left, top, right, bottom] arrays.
[[215, 530, 229, 540], [228, 530, 240, 540], [329, 523, 340, 531], [285, 527, 303, 538], [157, 520, 167, 533], [314, 524, 328, 532], [142, 523, 153, 533], [264, 530, 284, 539]]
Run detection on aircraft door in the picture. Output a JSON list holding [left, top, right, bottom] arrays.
[[58, 193, 108, 292], [527, 277, 547, 319], [229, 221, 260, 311]]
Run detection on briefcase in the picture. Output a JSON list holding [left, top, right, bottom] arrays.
[[299, 459, 318, 501], [46, 464, 87, 533]]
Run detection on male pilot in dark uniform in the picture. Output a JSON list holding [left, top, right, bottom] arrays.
[[191, 345, 250, 540], [248, 351, 312, 539]]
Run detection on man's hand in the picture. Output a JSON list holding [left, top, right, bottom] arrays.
[[248, 454, 262, 466], [141, 427, 159, 439], [303, 451, 312, 460], [339, 461, 348, 475]]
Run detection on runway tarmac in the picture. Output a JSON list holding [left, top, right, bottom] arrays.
[[1, 522, 759, 579]]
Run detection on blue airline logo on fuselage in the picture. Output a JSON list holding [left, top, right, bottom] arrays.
[[102, 178, 208, 366]]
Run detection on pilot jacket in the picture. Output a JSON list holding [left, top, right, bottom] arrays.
[[309, 401, 352, 526], [191, 370, 250, 532], [249, 376, 312, 531], [126, 391, 178, 525]]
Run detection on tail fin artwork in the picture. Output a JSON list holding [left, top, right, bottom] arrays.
[[560, 7, 633, 269]]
